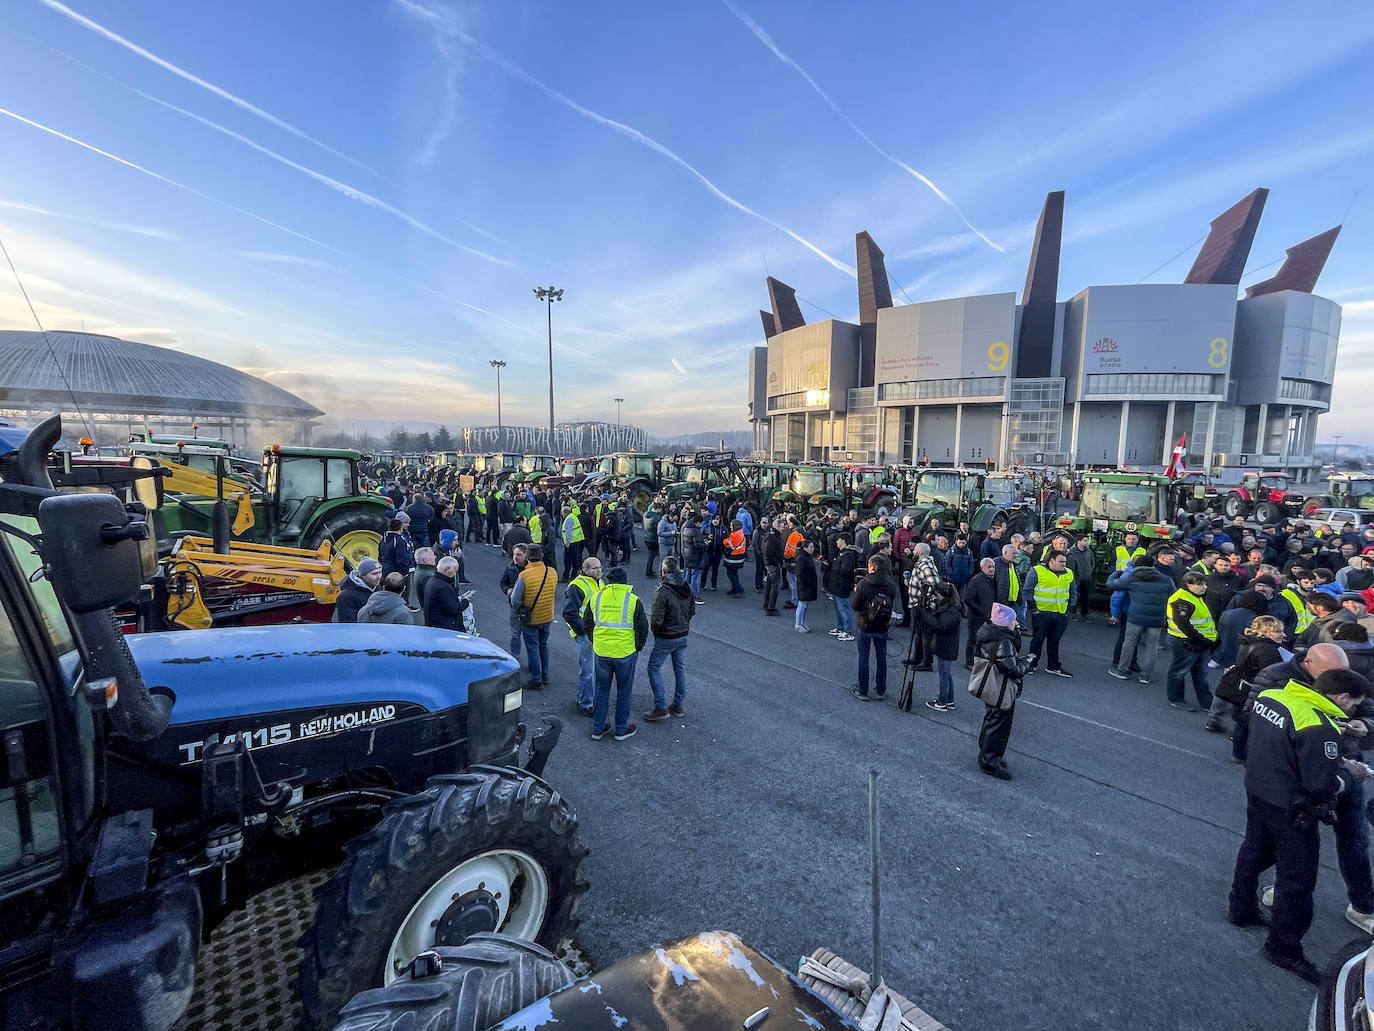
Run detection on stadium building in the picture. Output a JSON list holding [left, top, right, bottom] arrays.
[[747, 189, 1343, 481], [0, 330, 322, 446]]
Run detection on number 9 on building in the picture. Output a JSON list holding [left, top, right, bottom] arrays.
[[987, 341, 1009, 372]]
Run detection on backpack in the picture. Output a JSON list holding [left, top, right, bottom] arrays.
[[863, 586, 893, 632]]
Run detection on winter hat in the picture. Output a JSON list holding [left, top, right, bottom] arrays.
[[990, 603, 1017, 628], [356, 557, 382, 576], [439, 529, 458, 549], [394, 511, 411, 523]]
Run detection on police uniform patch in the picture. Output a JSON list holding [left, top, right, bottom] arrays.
[[1326, 741, 1340, 760]]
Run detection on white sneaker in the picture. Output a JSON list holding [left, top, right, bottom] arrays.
[[827, 628, 840, 636], [1347, 904, 1374, 935], [1207, 659, 1220, 669], [836, 632, 855, 642]]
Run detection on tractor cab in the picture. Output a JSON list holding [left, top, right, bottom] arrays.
[[771, 464, 847, 515], [512, 453, 560, 484], [1327, 474, 1374, 511]]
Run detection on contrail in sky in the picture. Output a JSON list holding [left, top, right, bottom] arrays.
[[720, 0, 1003, 253], [38, 0, 380, 177], [0, 105, 536, 334], [446, 26, 855, 277]]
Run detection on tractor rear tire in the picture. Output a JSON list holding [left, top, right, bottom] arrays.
[[330, 934, 573, 1031], [306, 505, 389, 569], [629, 483, 653, 515], [299, 768, 588, 1031]]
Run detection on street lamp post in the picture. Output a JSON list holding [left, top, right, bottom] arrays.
[[613, 396, 624, 443], [534, 286, 563, 453], [489, 360, 506, 448]]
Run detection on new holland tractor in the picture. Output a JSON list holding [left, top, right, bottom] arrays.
[[0, 416, 586, 1031]]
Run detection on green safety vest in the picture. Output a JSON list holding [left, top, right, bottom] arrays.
[[1115, 545, 1144, 572], [568, 574, 600, 638], [869, 526, 885, 544], [1259, 679, 1347, 734], [476, 496, 487, 515], [529, 514, 543, 543], [1167, 588, 1217, 641], [1281, 588, 1316, 634], [1006, 563, 1020, 602], [592, 583, 638, 658], [1032, 567, 1073, 614], [563, 514, 584, 544]]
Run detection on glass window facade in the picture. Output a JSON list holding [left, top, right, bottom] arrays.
[[767, 389, 830, 411], [1277, 378, 1327, 403], [1082, 373, 1219, 396], [1007, 377, 1064, 455], [877, 376, 1004, 401]]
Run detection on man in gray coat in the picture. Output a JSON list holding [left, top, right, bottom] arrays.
[[358, 572, 417, 624]]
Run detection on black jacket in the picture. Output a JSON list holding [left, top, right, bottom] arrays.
[[970, 622, 1032, 706], [825, 548, 857, 596], [650, 573, 696, 640], [962, 572, 996, 623], [925, 588, 965, 660], [422, 573, 469, 631], [1244, 679, 1350, 810], [851, 571, 899, 633], [795, 553, 819, 603], [333, 573, 373, 623], [760, 529, 784, 567], [1220, 636, 1284, 713]]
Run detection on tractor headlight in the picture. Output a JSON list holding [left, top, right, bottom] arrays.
[[503, 688, 523, 713]]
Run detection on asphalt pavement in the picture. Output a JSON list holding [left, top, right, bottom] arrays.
[[464, 539, 1350, 1031]]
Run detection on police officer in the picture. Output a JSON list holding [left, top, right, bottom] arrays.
[[1228, 667, 1369, 982]]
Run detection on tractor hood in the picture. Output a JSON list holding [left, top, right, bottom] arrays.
[[127, 623, 517, 725], [495, 932, 849, 1031]]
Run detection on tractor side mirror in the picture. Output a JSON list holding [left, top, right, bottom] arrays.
[[37, 492, 153, 611], [128, 456, 163, 511]]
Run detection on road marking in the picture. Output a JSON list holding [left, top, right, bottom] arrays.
[[1019, 700, 1216, 762]]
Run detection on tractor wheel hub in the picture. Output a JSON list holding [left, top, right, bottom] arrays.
[[434, 890, 501, 945]]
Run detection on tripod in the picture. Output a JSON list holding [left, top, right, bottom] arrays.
[[897, 618, 922, 712]]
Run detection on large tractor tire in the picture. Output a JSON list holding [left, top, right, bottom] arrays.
[[1003, 507, 1037, 539], [306, 505, 389, 569], [1222, 492, 1245, 519], [628, 481, 653, 515], [1253, 500, 1281, 525], [331, 934, 573, 1031], [299, 768, 589, 1031], [369, 462, 393, 480]]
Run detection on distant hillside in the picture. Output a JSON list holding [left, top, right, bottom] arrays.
[[652, 430, 753, 452]]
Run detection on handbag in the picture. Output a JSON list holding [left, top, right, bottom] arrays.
[[967, 656, 1020, 710], [517, 568, 550, 625], [1214, 665, 1250, 706]]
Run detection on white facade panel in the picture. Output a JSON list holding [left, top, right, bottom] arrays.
[[875, 293, 1017, 387]]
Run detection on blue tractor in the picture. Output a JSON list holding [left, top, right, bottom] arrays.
[[0, 417, 586, 1031]]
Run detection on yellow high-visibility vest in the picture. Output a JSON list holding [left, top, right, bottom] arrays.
[[1115, 545, 1144, 572], [529, 514, 543, 543], [567, 575, 600, 638], [563, 515, 584, 544], [1281, 588, 1315, 634], [1167, 588, 1217, 641], [1032, 567, 1072, 614], [591, 583, 638, 658]]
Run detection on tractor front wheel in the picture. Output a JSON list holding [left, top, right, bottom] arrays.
[[1253, 500, 1281, 525], [306, 506, 389, 569], [1222, 493, 1245, 519], [299, 768, 588, 1031]]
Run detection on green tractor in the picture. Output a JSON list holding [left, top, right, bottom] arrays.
[[597, 453, 661, 513], [1301, 472, 1374, 514], [770, 464, 849, 518], [1054, 471, 1180, 589], [509, 453, 562, 488], [156, 445, 393, 567], [902, 468, 1038, 538], [706, 460, 790, 514]]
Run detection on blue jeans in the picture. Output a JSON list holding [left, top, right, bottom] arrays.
[[856, 630, 888, 697], [1337, 780, 1374, 913], [507, 609, 523, 658], [521, 622, 551, 684], [935, 655, 955, 705], [789, 571, 799, 605], [755, 552, 765, 590], [1166, 640, 1213, 707], [833, 595, 855, 635], [593, 654, 636, 734], [647, 636, 688, 709], [725, 563, 744, 595], [689, 567, 704, 597], [574, 634, 595, 709], [795, 600, 809, 628]]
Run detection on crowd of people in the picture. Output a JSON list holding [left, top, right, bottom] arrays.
[[339, 467, 1374, 983]]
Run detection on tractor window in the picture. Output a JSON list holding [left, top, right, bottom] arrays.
[[1348, 481, 1374, 499], [324, 459, 353, 499], [915, 472, 962, 505], [0, 603, 63, 887], [1259, 476, 1288, 490], [0, 516, 75, 656], [279, 458, 326, 500], [1080, 484, 1161, 523]]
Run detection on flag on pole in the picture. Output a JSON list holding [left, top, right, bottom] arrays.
[[1165, 434, 1187, 478]]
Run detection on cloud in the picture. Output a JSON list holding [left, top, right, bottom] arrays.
[[391, 0, 465, 167], [38, 0, 378, 176], [0, 196, 178, 241], [235, 251, 338, 270], [448, 26, 855, 278], [720, 0, 1002, 253], [670, 358, 686, 374], [27, 40, 513, 268], [1342, 300, 1374, 319]]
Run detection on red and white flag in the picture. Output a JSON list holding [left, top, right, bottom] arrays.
[[1165, 434, 1187, 478]]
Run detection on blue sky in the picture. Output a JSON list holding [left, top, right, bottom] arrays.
[[0, 0, 1370, 439]]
